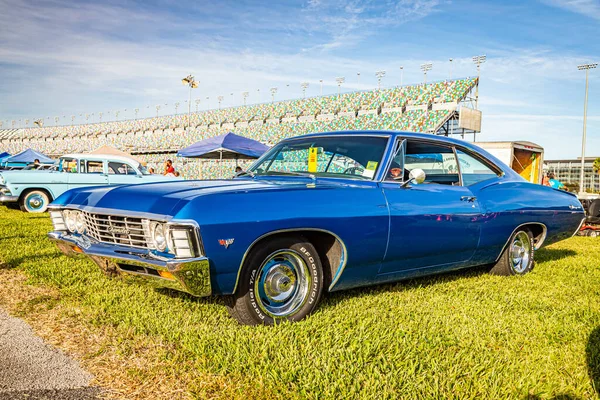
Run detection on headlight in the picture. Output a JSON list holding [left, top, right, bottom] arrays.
[[62, 210, 85, 233], [150, 222, 167, 252], [75, 212, 86, 233], [63, 210, 78, 233]]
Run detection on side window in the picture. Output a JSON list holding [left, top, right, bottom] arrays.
[[108, 162, 136, 175], [456, 149, 499, 185], [401, 141, 460, 185], [60, 158, 78, 173], [84, 161, 104, 174]]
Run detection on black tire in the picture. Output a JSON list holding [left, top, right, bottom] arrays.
[[19, 189, 51, 213], [490, 229, 535, 276], [227, 236, 324, 326]]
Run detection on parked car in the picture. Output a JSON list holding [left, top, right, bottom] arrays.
[[0, 153, 178, 213], [47, 131, 585, 325]]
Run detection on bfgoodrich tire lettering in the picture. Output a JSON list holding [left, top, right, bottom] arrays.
[[490, 229, 535, 276], [227, 236, 324, 326]]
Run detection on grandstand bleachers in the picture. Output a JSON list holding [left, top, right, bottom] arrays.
[[0, 77, 478, 179]]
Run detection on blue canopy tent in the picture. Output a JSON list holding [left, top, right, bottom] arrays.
[[1, 149, 53, 169], [177, 132, 270, 177]]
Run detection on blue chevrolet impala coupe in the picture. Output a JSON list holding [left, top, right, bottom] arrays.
[[48, 131, 585, 325]]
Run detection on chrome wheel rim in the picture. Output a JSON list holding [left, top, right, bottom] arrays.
[[25, 193, 46, 212], [510, 231, 531, 273], [254, 250, 310, 318]]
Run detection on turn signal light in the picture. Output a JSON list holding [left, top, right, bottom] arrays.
[[158, 270, 175, 280]]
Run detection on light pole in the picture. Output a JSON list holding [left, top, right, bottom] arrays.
[[98, 112, 103, 122], [270, 87, 277, 103], [449, 58, 453, 80], [375, 70, 386, 90], [155, 105, 161, 118], [34, 119, 43, 128], [472, 55, 486, 109], [400, 66, 404, 86], [319, 79, 323, 95], [301, 82, 309, 98], [218, 96, 224, 109], [54, 116, 59, 126], [134, 108, 139, 119], [357, 72, 361, 85], [181, 74, 198, 128], [241, 92, 249, 106], [175, 102, 180, 114], [577, 62, 598, 194], [420, 63, 432, 85], [335, 77, 345, 95], [195, 99, 201, 112]]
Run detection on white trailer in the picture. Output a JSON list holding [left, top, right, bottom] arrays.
[[476, 141, 544, 184]]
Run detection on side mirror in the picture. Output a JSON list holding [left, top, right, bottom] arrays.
[[401, 168, 426, 187]]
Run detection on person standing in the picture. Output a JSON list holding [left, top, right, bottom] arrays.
[[164, 159, 175, 176], [547, 172, 566, 190]]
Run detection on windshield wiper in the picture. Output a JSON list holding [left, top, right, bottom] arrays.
[[265, 171, 316, 180]]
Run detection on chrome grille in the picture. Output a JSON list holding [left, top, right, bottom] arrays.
[[82, 211, 149, 248]]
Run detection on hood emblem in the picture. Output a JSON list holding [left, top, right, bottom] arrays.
[[218, 239, 234, 249]]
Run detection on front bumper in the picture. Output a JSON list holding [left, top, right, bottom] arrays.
[[48, 231, 212, 297], [0, 195, 18, 203]]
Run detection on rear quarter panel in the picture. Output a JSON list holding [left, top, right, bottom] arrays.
[[471, 179, 584, 264]]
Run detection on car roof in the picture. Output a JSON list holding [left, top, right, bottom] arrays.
[[281, 130, 520, 179], [60, 154, 140, 164]]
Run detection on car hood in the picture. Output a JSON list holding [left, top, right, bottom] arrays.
[[54, 178, 336, 216]]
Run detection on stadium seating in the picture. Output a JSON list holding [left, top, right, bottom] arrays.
[[0, 77, 477, 179]]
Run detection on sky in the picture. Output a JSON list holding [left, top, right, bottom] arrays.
[[0, 0, 599, 159]]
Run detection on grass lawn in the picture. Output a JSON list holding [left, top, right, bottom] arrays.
[[1, 206, 600, 399]]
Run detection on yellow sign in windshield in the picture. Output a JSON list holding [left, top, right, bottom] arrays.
[[308, 147, 318, 173]]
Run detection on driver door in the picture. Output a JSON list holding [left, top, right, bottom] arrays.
[[379, 139, 482, 275]]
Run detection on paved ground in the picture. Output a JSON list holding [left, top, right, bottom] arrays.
[[0, 309, 101, 399]]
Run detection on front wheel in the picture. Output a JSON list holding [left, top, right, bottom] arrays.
[[490, 229, 535, 276], [227, 236, 324, 326], [19, 190, 51, 213]]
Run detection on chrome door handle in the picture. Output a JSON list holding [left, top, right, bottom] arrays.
[[460, 196, 477, 202]]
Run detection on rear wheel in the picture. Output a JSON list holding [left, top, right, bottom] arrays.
[[490, 229, 534, 276], [227, 236, 324, 326], [19, 190, 51, 213]]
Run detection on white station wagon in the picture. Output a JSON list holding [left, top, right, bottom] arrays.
[[0, 153, 178, 213]]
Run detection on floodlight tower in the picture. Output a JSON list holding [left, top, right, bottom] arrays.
[[335, 77, 345, 95], [399, 66, 404, 86], [319, 79, 323, 95], [301, 82, 309, 99], [218, 96, 224, 109], [98, 112, 103, 122], [181, 74, 199, 127], [155, 105, 161, 118], [270, 87, 278, 103], [54, 116, 59, 126], [134, 108, 139, 119], [174, 102, 180, 114], [449, 58, 453, 80], [195, 99, 201, 111], [472, 55, 486, 109], [420, 63, 432, 85], [357, 72, 361, 84], [375, 70, 386, 90], [242, 92, 249, 106], [577, 62, 598, 194], [34, 119, 43, 128]]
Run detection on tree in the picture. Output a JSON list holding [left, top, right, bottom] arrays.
[[594, 158, 600, 193]]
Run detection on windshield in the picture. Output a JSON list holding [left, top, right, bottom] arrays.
[[248, 135, 388, 180], [138, 164, 151, 175]]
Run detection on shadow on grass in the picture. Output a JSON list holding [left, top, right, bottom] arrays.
[[154, 287, 229, 306], [535, 248, 577, 263], [0, 254, 57, 270], [586, 326, 600, 396], [526, 395, 583, 400]]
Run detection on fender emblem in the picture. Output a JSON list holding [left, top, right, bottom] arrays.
[[218, 239, 234, 249]]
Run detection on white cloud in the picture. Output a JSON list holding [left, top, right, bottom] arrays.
[[541, 0, 600, 20]]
